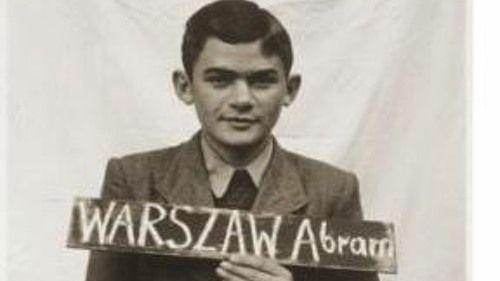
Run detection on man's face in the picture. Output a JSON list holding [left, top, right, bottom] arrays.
[[187, 37, 296, 149]]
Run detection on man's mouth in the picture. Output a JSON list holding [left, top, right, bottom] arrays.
[[221, 116, 259, 128]]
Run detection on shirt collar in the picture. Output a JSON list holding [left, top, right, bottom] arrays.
[[201, 136, 274, 198]]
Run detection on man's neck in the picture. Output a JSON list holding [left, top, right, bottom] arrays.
[[201, 132, 271, 168]]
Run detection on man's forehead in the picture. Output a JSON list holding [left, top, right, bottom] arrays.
[[194, 37, 285, 73]]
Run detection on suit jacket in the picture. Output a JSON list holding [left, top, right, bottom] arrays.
[[86, 133, 378, 281]]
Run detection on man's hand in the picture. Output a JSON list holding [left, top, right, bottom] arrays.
[[216, 254, 293, 281]]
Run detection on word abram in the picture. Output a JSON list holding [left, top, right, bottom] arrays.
[[68, 198, 397, 273]]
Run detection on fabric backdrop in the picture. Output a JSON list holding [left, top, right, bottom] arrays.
[[7, 0, 466, 280]]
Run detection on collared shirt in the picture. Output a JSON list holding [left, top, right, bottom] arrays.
[[200, 136, 274, 198]]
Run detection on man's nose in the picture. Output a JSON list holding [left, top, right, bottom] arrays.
[[230, 80, 254, 110]]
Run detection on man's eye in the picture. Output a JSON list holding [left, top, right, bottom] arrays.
[[206, 76, 231, 87], [249, 78, 277, 89]]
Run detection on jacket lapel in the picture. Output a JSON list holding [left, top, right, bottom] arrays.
[[251, 143, 309, 215], [153, 133, 215, 207], [152, 134, 309, 215]]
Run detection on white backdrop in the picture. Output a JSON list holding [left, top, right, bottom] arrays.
[[7, 0, 466, 281]]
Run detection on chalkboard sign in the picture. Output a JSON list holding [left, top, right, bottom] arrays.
[[67, 197, 397, 273]]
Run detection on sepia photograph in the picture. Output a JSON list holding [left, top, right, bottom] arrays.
[[6, 0, 466, 281]]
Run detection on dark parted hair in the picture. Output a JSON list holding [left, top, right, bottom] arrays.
[[181, 0, 294, 79]]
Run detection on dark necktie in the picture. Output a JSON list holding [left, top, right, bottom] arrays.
[[213, 169, 257, 210]]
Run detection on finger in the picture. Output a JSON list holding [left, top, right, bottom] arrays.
[[220, 261, 271, 281], [229, 255, 290, 277], [216, 266, 248, 281]]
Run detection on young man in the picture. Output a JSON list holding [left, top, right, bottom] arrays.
[[86, 1, 378, 280]]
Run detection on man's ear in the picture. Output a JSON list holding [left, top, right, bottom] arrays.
[[172, 70, 194, 105], [282, 74, 301, 106]]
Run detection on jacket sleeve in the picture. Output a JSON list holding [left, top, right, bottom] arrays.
[[85, 158, 138, 281], [338, 173, 364, 220]]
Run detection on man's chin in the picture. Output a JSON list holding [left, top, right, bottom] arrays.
[[215, 132, 268, 150], [220, 137, 263, 149]]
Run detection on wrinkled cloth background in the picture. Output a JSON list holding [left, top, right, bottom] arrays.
[[7, 0, 466, 280]]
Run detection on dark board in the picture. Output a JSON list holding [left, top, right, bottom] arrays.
[[67, 197, 397, 273]]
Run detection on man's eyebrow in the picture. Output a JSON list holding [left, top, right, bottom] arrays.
[[203, 68, 238, 77], [247, 69, 279, 79], [203, 68, 279, 78]]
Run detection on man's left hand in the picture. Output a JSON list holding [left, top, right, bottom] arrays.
[[216, 254, 293, 281]]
